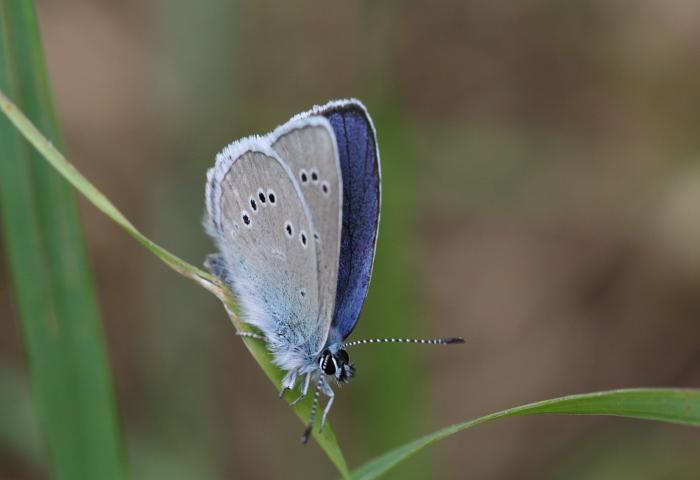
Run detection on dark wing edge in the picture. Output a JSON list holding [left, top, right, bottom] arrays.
[[299, 99, 381, 342]]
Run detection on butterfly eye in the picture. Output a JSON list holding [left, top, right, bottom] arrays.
[[320, 351, 335, 375], [337, 349, 349, 364]]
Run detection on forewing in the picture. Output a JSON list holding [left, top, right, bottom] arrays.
[[205, 139, 327, 357], [269, 117, 342, 346], [305, 99, 381, 342]]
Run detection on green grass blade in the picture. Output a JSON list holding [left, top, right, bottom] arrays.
[[223, 300, 349, 477], [0, 69, 349, 479], [0, 1, 125, 478], [0, 365, 42, 470], [350, 388, 700, 480], [0, 88, 213, 287]]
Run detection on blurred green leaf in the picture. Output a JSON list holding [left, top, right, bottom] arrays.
[[350, 388, 700, 480], [0, 1, 125, 478], [0, 365, 42, 470], [0, 77, 349, 480]]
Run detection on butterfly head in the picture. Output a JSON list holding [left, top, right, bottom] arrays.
[[319, 347, 354, 384]]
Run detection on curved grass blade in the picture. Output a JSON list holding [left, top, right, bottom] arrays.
[[0, 1, 124, 478], [350, 388, 700, 480], [223, 299, 349, 477], [0, 88, 349, 478]]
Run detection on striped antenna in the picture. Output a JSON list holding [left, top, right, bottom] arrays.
[[342, 337, 464, 348], [301, 375, 324, 444]]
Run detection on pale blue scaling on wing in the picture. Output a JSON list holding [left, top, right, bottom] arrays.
[[204, 138, 327, 372], [268, 117, 343, 349]]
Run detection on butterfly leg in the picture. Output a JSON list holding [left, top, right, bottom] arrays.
[[279, 371, 298, 398], [319, 381, 335, 432], [289, 372, 312, 405]]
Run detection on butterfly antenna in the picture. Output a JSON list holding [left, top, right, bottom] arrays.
[[342, 337, 464, 348], [301, 375, 324, 444]]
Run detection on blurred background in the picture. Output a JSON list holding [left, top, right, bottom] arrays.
[[2, 1, 700, 478]]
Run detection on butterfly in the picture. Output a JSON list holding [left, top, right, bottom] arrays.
[[204, 99, 463, 443]]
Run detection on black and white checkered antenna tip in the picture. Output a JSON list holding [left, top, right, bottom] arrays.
[[342, 336, 465, 348]]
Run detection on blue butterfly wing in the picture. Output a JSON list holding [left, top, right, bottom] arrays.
[[318, 100, 381, 341]]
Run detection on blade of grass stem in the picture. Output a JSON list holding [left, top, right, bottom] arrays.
[[0, 1, 124, 478], [349, 388, 700, 480]]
